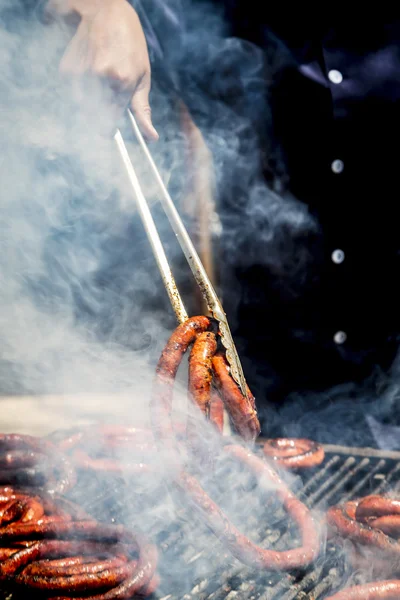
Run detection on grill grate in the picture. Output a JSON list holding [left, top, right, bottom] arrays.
[[70, 444, 400, 600], [154, 446, 400, 600]]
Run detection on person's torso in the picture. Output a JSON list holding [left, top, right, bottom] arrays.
[[214, 11, 400, 397]]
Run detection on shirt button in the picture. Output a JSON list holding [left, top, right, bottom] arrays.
[[328, 69, 343, 84], [331, 159, 344, 174], [334, 331, 347, 345], [331, 249, 345, 264]]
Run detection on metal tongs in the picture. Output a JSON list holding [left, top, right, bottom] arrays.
[[114, 110, 248, 400]]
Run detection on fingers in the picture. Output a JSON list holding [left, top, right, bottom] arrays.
[[130, 79, 159, 142], [55, 0, 159, 140]]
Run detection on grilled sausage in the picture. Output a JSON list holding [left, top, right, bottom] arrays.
[[0, 434, 76, 495], [175, 445, 320, 570], [356, 496, 400, 523], [0, 539, 157, 599], [153, 321, 319, 571], [50, 426, 159, 476], [188, 331, 217, 417], [0, 489, 158, 600], [327, 501, 400, 556], [152, 316, 211, 462], [209, 390, 224, 433], [263, 438, 325, 469], [212, 353, 260, 441], [326, 580, 400, 599], [53, 426, 151, 452], [368, 516, 400, 538]]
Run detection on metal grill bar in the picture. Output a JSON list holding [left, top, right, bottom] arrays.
[[340, 459, 385, 502], [304, 457, 357, 506], [281, 567, 338, 600], [249, 448, 400, 598], [315, 458, 370, 507], [322, 444, 400, 460], [305, 570, 343, 600], [298, 456, 341, 499], [375, 462, 400, 495]]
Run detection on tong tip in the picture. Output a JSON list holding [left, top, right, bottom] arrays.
[[214, 313, 249, 400]]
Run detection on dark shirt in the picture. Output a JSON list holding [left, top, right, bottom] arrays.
[[174, 7, 400, 405]]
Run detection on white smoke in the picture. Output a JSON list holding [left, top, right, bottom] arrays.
[[0, 7, 330, 599], [0, 0, 317, 429]]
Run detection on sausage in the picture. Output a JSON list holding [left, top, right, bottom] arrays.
[[153, 322, 319, 571], [52, 426, 151, 452], [263, 438, 325, 469], [0, 488, 159, 600], [0, 488, 52, 524], [71, 449, 158, 475], [41, 495, 92, 522], [175, 444, 320, 570], [328, 495, 400, 552], [156, 316, 211, 381], [0, 466, 49, 486], [0, 488, 94, 532], [1, 497, 44, 524], [188, 331, 217, 417], [0, 434, 76, 495], [15, 561, 133, 591], [187, 331, 218, 450], [0, 450, 46, 469], [325, 580, 400, 599], [369, 516, 400, 538], [209, 390, 224, 434], [0, 544, 35, 560], [50, 426, 159, 476], [212, 353, 260, 441], [356, 496, 400, 523], [327, 501, 400, 556], [0, 520, 126, 541], [22, 556, 129, 576], [0, 539, 157, 599], [153, 317, 258, 443], [151, 316, 211, 461]]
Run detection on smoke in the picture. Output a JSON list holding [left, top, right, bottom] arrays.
[[6, 3, 397, 598], [2, 6, 400, 600], [0, 4, 187, 406], [0, 3, 332, 595], [0, 0, 320, 424]]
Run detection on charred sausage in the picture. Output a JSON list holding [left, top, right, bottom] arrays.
[[188, 331, 217, 417], [152, 316, 211, 462], [209, 391, 224, 434], [212, 353, 260, 441], [0, 488, 158, 599]]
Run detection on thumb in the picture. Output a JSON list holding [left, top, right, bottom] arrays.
[[131, 84, 159, 142]]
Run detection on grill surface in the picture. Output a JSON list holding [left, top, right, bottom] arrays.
[[162, 445, 400, 600], [69, 443, 400, 600]]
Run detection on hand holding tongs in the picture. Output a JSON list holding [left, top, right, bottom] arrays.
[[114, 110, 248, 400]]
